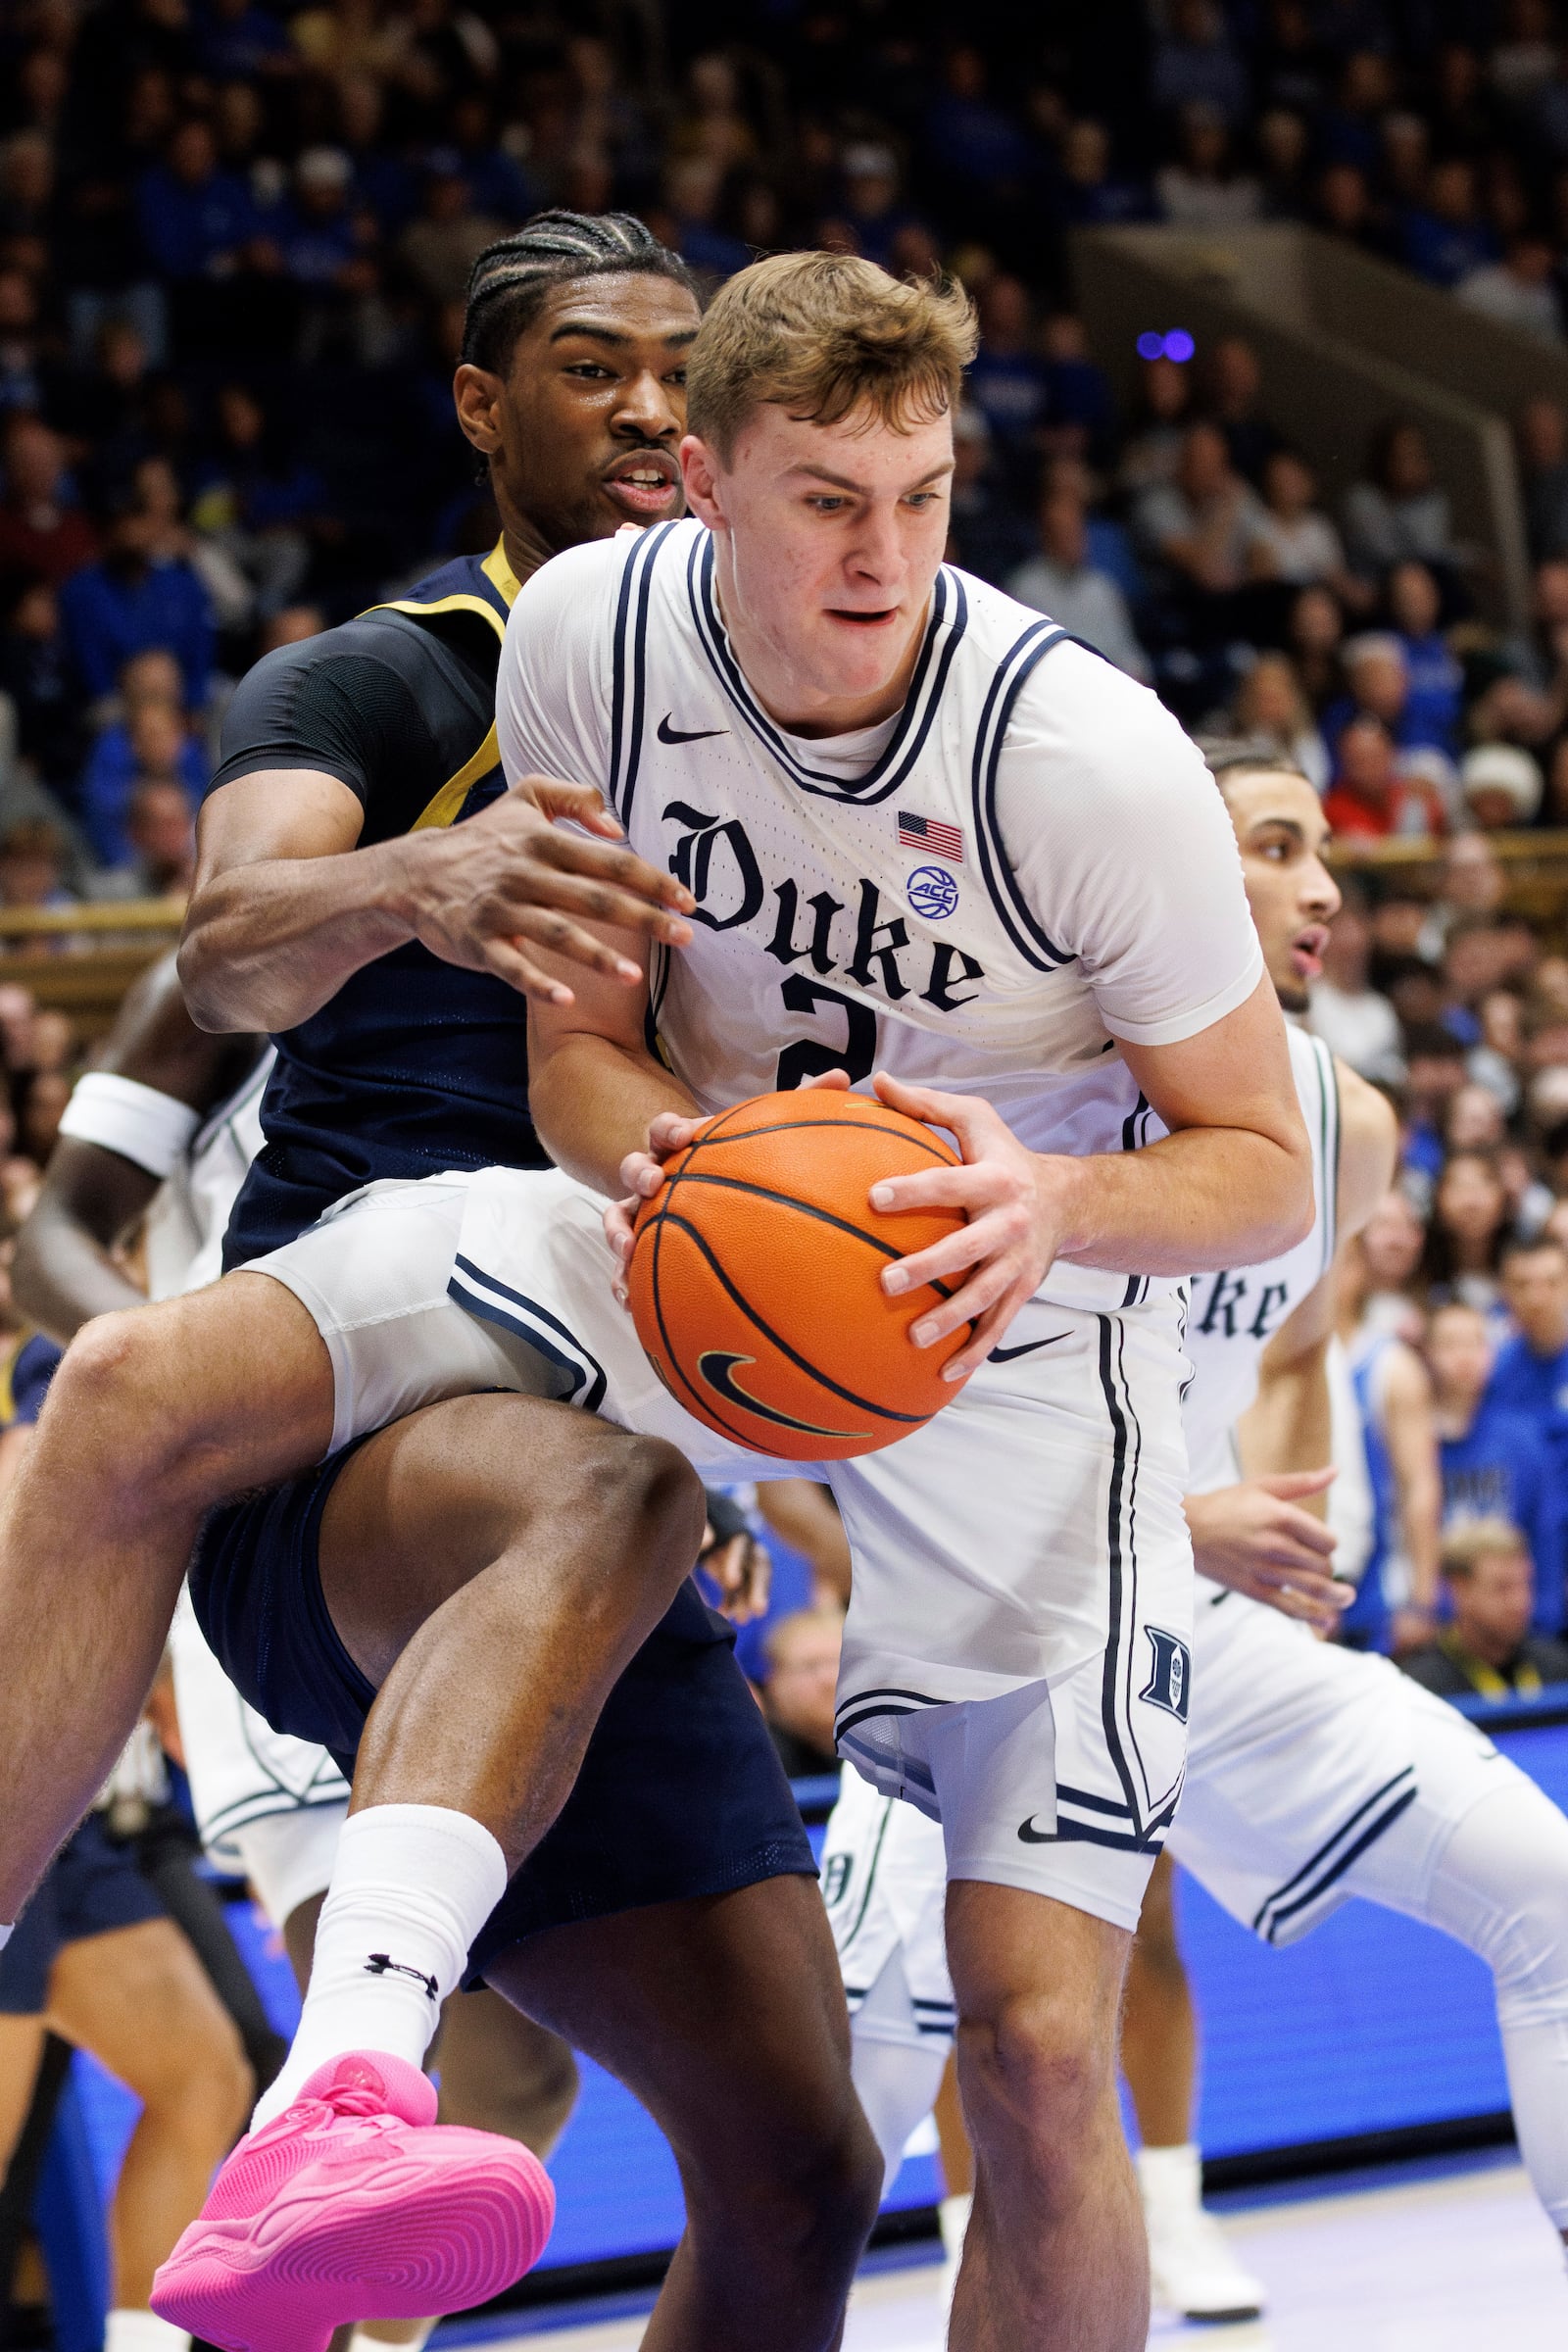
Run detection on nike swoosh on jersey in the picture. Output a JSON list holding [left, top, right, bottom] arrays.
[[1016, 1817, 1058, 1844], [987, 1331, 1072, 1364], [698, 1350, 870, 1442], [658, 714, 727, 744]]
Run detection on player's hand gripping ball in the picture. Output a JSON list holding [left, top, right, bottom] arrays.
[[626, 1090, 970, 1459]]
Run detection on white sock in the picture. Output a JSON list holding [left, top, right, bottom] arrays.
[[938, 2189, 971, 2267], [1137, 2139, 1205, 2220], [251, 1805, 508, 2132], [105, 2312, 189, 2350]]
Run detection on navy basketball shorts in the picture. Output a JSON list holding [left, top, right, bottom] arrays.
[[188, 1449, 815, 1975], [0, 1814, 165, 2014]]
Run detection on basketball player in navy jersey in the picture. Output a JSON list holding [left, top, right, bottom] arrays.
[[0, 218, 881, 2346]]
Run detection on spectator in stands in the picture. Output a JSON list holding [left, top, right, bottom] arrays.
[[1007, 488, 1150, 679], [1311, 897, 1407, 1083], [1053, 119, 1150, 227], [946, 405, 1032, 585], [1038, 314, 1115, 466], [82, 693, 201, 869], [134, 118, 257, 287], [1461, 744, 1544, 831], [1203, 337, 1282, 488], [967, 274, 1049, 456], [1256, 106, 1313, 218], [1491, 1235, 1568, 1433], [397, 153, 502, 308], [1151, 0, 1250, 126], [1353, 1189, 1430, 1343], [0, 269, 43, 415], [1154, 104, 1262, 228], [1135, 420, 1269, 626], [1344, 419, 1459, 583], [0, 580, 79, 792], [92, 776, 196, 901], [1428, 1301, 1564, 1629], [1324, 711, 1447, 837], [1288, 582, 1348, 711], [1251, 448, 1362, 605], [57, 474, 213, 709], [1516, 397, 1568, 563], [1401, 1520, 1568, 1694], [760, 1607, 844, 1779], [189, 384, 322, 623], [1399, 157, 1498, 287], [1225, 653, 1329, 788], [0, 416, 96, 591], [1116, 354, 1194, 499], [1388, 562, 1463, 755], [0, 817, 74, 929], [1422, 1151, 1512, 1312], [1455, 230, 1564, 340], [1316, 158, 1384, 251]]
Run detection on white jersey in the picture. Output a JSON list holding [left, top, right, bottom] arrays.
[[1182, 1023, 1340, 1494], [144, 1048, 272, 1298], [496, 520, 1263, 1315], [58, 1043, 350, 1876]]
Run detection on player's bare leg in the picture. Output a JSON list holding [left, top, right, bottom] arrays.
[[1121, 1853, 1264, 2321], [490, 1875, 882, 2352], [47, 1920, 253, 2304], [0, 1279, 333, 1923], [946, 1881, 1144, 2352], [933, 2051, 975, 2293]]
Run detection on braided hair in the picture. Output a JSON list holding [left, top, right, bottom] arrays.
[[461, 210, 698, 376]]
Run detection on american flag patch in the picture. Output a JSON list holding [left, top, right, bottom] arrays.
[[898, 811, 964, 864]]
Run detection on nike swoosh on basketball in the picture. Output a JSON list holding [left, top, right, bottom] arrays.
[[658, 714, 727, 744], [987, 1331, 1072, 1364]]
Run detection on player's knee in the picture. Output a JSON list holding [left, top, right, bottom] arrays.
[[960, 1987, 1109, 2169], [718, 2096, 882, 2285], [55, 1308, 187, 1476], [596, 1432, 708, 1590]]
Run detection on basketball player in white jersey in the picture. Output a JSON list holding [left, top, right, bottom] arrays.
[[821, 752, 1568, 2305], [0, 254, 1309, 2347]]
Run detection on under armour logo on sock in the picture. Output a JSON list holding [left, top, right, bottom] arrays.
[[365, 1952, 439, 2000]]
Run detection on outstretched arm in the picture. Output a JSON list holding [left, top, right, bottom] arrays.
[[12, 955, 262, 1342], [1189, 1057, 1398, 1630]]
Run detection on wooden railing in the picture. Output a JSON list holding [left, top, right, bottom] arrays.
[[1326, 831, 1568, 943], [0, 899, 185, 1034]]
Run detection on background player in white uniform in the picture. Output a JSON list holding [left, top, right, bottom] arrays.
[[14, 953, 582, 2352], [820, 753, 1568, 2304]]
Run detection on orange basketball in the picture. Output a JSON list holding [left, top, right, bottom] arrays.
[[626, 1089, 969, 1460]]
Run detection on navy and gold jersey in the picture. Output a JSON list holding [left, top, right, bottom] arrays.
[[207, 543, 554, 1267]]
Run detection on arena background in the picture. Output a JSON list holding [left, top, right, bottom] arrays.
[[6, 0, 1568, 2341]]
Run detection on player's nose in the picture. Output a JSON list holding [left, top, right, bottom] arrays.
[[613, 367, 682, 439]]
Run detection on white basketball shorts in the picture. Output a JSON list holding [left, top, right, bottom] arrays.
[[169, 1590, 350, 1928], [250, 1165, 1196, 1921]]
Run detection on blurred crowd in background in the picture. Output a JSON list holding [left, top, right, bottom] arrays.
[[0, 0, 1567, 1700]]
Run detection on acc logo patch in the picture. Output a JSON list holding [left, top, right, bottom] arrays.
[[1140, 1626, 1192, 1723], [906, 863, 959, 921]]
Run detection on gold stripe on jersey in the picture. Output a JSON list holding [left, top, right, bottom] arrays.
[[383, 539, 522, 835]]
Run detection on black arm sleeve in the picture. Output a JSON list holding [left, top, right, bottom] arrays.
[[207, 627, 446, 810]]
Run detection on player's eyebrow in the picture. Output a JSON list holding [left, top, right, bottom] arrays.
[[1251, 815, 1309, 846], [548, 320, 700, 349], [786, 460, 956, 492]]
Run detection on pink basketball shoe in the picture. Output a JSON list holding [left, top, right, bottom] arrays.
[[150, 2049, 555, 2352]]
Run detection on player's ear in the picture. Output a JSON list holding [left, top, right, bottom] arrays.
[[680, 433, 725, 530], [454, 363, 504, 457]]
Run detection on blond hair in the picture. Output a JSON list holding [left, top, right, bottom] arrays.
[[686, 251, 977, 461], [1441, 1517, 1528, 1580]]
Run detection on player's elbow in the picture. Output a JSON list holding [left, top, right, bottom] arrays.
[[177, 900, 263, 1034], [1261, 1126, 1316, 1256]]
